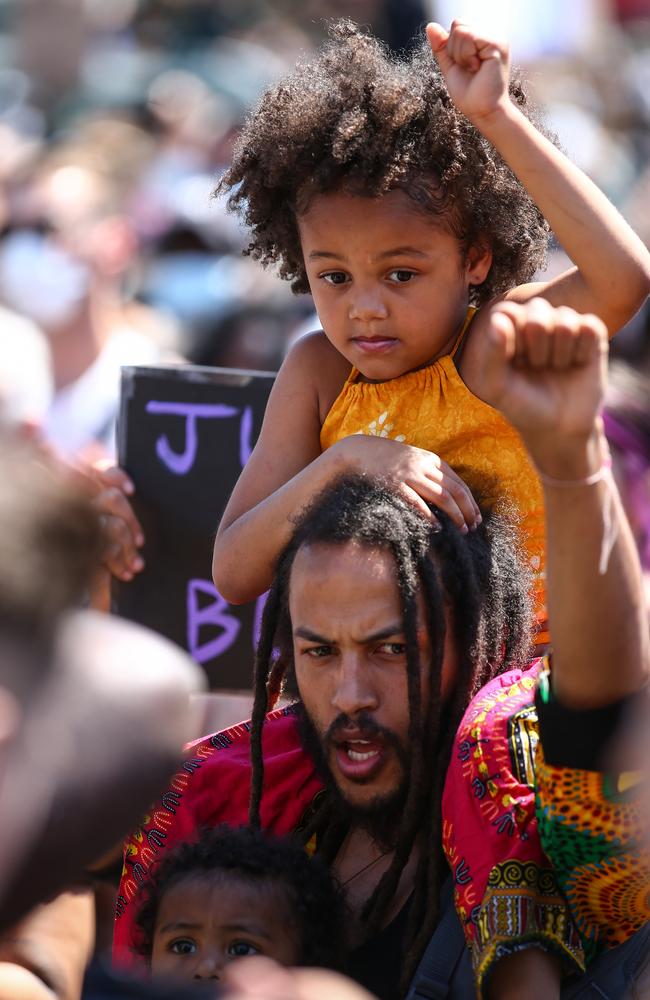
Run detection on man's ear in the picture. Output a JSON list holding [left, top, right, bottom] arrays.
[[466, 244, 493, 286]]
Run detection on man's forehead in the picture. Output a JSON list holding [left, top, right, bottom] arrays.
[[287, 540, 436, 638], [290, 540, 399, 587]]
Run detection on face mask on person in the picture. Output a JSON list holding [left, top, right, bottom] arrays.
[[0, 229, 90, 331]]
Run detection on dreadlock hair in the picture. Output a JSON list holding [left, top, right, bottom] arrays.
[[217, 20, 556, 307], [249, 474, 532, 995], [135, 823, 346, 971]]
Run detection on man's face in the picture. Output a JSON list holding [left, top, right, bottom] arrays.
[[290, 541, 457, 824]]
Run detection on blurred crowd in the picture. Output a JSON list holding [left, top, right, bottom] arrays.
[[0, 4, 648, 1000], [0, 0, 647, 463], [0, 0, 433, 461]]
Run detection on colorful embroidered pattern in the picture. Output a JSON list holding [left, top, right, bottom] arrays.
[[475, 859, 580, 975], [535, 743, 650, 964], [442, 663, 584, 996]]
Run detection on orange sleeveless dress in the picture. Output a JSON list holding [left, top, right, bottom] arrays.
[[320, 308, 548, 645]]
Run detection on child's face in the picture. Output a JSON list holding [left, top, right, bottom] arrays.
[[298, 189, 491, 381], [151, 872, 300, 981]]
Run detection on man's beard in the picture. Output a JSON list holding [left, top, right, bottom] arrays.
[[295, 702, 411, 850]]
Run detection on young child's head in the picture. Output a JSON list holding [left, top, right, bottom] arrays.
[[136, 825, 346, 982], [218, 22, 554, 371]]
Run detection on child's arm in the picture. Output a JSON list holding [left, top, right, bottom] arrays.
[[427, 21, 650, 336], [486, 948, 561, 1000], [213, 333, 480, 605]]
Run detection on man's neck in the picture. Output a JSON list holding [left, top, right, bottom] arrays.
[[333, 826, 418, 946]]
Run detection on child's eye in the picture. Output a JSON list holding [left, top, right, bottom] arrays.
[[388, 269, 416, 283], [169, 938, 197, 956], [228, 941, 260, 958], [321, 271, 349, 285]]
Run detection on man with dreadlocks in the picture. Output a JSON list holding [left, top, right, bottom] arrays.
[[115, 299, 649, 999]]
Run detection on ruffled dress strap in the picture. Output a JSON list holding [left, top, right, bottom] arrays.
[[449, 305, 478, 360]]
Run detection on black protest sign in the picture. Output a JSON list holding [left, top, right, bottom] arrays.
[[114, 365, 274, 690]]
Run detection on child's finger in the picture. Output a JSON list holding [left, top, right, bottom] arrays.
[[446, 24, 480, 72], [474, 36, 508, 64], [401, 484, 437, 524], [432, 465, 482, 530], [426, 23, 453, 74], [420, 477, 470, 534], [425, 456, 481, 525], [426, 22, 448, 49]]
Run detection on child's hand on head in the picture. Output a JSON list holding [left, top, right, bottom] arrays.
[[426, 20, 510, 124], [335, 434, 481, 532]]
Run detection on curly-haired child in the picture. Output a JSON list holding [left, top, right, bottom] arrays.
[[212, 19, 650, 649], [135, 824, 347, 982]]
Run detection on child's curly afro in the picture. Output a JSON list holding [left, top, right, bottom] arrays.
[[217, 20, 556, 306]]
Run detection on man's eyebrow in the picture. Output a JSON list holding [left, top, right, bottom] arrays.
[[293, 626, 332, 643], [360, 623, 405, 643], [293, 623, 404, 644]]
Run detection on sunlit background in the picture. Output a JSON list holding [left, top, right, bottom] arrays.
[[0, 0, 648, 461]]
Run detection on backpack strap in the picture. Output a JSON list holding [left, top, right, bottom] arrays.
[[406, 876, 470, 1000], [560, 923, 650, 999]]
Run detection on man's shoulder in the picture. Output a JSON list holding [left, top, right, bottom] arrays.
[[186, 704, 298, 760], [158, 705, 317, 827], [444, 661, 543, 805], [459, 661, 542, 732]]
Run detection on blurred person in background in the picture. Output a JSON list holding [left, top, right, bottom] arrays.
[[0, 119, 181, 462], [604, 361, 650, 618], [0, 427, 205, 999]]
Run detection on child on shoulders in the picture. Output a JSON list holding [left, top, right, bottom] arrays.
[[212, 19, 650, 649]]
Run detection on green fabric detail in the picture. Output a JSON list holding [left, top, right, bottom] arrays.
[[536, 793, 620, 871]]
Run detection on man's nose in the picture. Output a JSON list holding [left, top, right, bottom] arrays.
[[348, 285, 388, 322], [332, 653, 379, 716]]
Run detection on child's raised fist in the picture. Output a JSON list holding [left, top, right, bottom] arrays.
[[426, 20, 510, 124]]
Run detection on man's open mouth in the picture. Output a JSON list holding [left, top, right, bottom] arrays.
[[333, 736, 386, 781]]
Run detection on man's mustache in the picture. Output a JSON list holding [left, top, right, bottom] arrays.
[[323, 711, 404, 755]]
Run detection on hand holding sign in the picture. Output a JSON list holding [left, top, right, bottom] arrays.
[[114, 365, 274, 690]]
